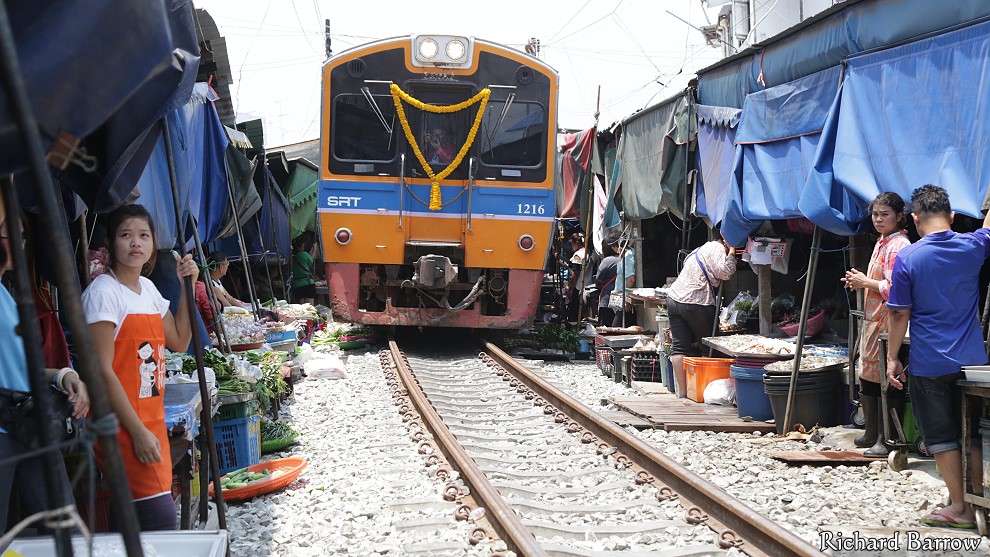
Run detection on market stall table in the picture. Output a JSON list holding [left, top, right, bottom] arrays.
[[627, 290, 667, 332], [165, 382, 203, 529], [959, 379, 990, 536]]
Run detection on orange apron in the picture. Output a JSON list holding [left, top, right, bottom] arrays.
[[97, 313, 171, 500]]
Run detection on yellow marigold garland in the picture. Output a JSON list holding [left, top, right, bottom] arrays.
[[390, 84, 491, 210]]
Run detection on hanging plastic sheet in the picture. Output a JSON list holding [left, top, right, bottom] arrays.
[[801, 19, 990, 236], [617, 90, 695, 220], [556, 127, 596, 219], [286, 162, 319, 240], [719, 66, 840, 246], [217, 146, 261, 239], [133, 84, 229, 250], [694, 105, 741, 226], [0, 0, 175, 174], [258, 169, 291, 262], [696, 0, 990, 108]]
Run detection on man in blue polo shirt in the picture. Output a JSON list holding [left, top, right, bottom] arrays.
[[886, 184, 990, 529]]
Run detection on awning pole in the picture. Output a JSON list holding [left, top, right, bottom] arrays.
[[223, 162, 260, 320], [190, 215, 232, 353], [254, 212, 275, 304], [782, 226, 822, 433], [263, 154, 288, 301], [162, 118, 229, 532], [0, 4, 143, 553]]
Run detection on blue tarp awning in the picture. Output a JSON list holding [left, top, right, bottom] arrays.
[[694, 105, 741, 225], [135, 84, 230, 250], [257, 169, 291, 262], [719, 66, 840, 246], [696, 0, 990, 108], [801, 18, 990, 236]]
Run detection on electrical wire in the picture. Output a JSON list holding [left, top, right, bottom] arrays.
[[234, 0, 274, 122], [546, 0, 626, 46], [548, 0, 594, 44]]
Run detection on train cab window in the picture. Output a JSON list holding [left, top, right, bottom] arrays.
[[478, 101, 545, 168], [331, 94, 397, 163]]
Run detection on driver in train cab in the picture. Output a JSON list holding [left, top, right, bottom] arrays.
[[426, 127, 455, 165]]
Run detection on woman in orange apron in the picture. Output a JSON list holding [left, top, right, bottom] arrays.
[[843, 192, 910, 456], [82, 204, 199, 531]]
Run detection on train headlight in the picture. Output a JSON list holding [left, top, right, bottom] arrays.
[[518, 234, 535, 251], [335, 227, 353, 245], [446, 39, 466, 61], [418, 38, 439, 60]]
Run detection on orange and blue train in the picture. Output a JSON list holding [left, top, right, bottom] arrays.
[[319, 34, 558, 328]]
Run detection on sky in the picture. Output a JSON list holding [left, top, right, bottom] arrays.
[[193, 0, 731, 148]]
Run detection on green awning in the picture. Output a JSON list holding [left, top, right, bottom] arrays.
[[286, 163, 318, 239]]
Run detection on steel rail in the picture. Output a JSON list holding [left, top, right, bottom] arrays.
[[387, 340, 548, 556], [483, 341, 826, 557]]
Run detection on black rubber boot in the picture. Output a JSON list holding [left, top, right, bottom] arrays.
[[854, 394, 879, 448], [865, 395, 905, 457]]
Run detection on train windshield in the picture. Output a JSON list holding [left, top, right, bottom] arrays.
[[331, 93, 397, 162], [478, 100, 545, 168]]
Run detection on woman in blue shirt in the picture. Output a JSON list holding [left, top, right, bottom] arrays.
[[0, 209, 89, 533]]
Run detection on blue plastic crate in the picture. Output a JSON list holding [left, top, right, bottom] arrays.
[[265, 329, 297, 343], [214, 414, 261, 475]]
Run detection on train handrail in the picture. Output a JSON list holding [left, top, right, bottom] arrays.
[[398, 153, 405, 229], [466, 157, 475, 232]]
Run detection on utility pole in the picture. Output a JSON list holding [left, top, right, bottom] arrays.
[[325, 19, 332, 58]]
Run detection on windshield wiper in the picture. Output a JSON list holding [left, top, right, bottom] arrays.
[[486, 92, 515, 149], [361, 86, 393, 134]]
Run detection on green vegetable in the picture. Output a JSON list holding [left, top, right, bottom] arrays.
[[535, 324, 581, 353]]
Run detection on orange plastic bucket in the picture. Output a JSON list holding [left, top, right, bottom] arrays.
[[683, 357, 734, 402]]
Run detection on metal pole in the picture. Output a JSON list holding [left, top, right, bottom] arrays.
[[0, 5, 144, 554], [161, 119, 228, 533], [190, 216, 231, 352], [782, 226, 822, 433], [263, 156, 286, 303], [0, 182, 73, 557], [254, 212, 275, 304], [223, 162, 260, 319]]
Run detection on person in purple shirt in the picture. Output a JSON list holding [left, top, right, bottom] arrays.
[[886, 184, 990, 529]]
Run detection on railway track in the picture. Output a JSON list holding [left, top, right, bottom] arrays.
[[381, 339, 826, 557]]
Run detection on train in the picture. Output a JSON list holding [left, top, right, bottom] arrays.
[[318, 34, 558, 328]]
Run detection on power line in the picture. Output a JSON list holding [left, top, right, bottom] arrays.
[[547, 0, 594, 44], [546, 0, 625, 46], [290, 0, 320, 53], [234, 0, 274, 121]]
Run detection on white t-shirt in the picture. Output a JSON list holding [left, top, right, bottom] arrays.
[[82, 274, 171, 338]]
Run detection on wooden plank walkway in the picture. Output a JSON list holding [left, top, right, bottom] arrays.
[[607, 387, 778, 433]]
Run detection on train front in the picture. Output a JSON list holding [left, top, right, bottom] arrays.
[[319, 35, 558, 328]]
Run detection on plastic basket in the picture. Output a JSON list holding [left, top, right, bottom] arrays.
[[216, 399, 261, 422], [631, 353, 663, 382], [684, 357, 735, 402], [779, 308, 826, 337], [210, 457, 308, 502], [214, 415, 262, 475], [74, 482, 112, 533]]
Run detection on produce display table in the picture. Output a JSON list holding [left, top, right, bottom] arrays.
[[959, 379, 990, 536], [628, 291, 667, 333], [165, 382, 204, 530]]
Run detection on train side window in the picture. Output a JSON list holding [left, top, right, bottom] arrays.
[[478, 101, 545, 169], [331, 94, 397, 164]]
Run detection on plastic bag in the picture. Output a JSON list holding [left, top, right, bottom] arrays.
[[719, 290, 755, 331], [305, 355, 348, 380], [704, 378, 735, 405]]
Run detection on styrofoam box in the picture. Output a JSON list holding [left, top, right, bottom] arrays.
[[7, 530, 228, 557], [964, 366, 990, 383]]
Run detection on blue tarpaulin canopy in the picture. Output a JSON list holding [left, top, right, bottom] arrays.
[[135, 84, 230, 250], [719, 66, 840, 246], [801, 18, 990, 236], [694, 105, 741, 225], [696, 0, 990, 108], [256, 169, 291, 262]]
